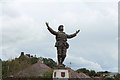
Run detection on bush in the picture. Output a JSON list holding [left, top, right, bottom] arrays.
[[103, 77, 114, 80], [43, 70, 53, 78]]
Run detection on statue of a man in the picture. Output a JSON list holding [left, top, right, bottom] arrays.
[[46, 22, 80, 66]]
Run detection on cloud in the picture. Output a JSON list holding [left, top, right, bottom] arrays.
[[65, 55, 103, 71], [0, 0, 119, 3], [1, 1, 118, 72], [1, 2, 47, 59], [2, 46, 18, 60]]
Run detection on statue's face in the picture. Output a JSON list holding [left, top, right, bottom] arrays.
[[59, 27, 63, 31], [58, 25, 64, 31]]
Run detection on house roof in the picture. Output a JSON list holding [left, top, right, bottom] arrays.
[[66, 67, 93, 79], [13, 62, 51, 77]]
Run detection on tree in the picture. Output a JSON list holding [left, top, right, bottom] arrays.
[[2, 56, 31, 78], [43, 58, 57, 68], [76, 68, 90, 75], [43, 70, 53, 78], [96, 72, 103, 76], [114, 74, 120, 80], [2, 56, 57, 78], [103, 77, 114, 80], [88, 70, 96, 77], [76, 68, 98, 77], [30, 57, 39, 64]]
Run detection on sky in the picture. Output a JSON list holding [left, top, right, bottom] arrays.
[[0, 0, 118, 72]]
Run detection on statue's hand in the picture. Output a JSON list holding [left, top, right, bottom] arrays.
[[76, 30, 80, 34], [45, 22, 49, 27]]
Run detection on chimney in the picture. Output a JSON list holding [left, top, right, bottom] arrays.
[[26, 54, 30, 57], [21, 52, 24, 56]]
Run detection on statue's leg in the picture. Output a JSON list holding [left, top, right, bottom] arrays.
[[57, 47, 62, 65], [61, 47, 67, 64]]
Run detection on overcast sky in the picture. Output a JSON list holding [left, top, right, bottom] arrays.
[[0, 0, 118, 72]]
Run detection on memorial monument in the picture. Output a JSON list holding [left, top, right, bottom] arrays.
[[45, 22, 80, 79]]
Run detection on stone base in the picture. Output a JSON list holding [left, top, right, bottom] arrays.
[[53, 68, 69, 79], [57, 64, 65, 69], [53, 67, 93, 79]]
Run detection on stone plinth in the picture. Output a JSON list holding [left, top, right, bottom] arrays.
[[53, 68, 69, 79], [53, 67, 93, 80]]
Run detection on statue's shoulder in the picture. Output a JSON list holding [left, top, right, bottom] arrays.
[[63, 32, 66, 34], [57, 31, 65, 33]]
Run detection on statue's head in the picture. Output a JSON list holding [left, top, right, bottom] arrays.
[[58, 25, 64, 31]]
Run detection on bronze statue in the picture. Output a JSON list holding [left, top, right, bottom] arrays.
[[45, 22, 80, 66]]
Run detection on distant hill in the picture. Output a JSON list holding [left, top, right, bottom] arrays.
[[2, 52, 57, 78]]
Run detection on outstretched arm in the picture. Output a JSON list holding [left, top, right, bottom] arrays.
[[45, 22, 57, 35], [67, 30, 80, 39]]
